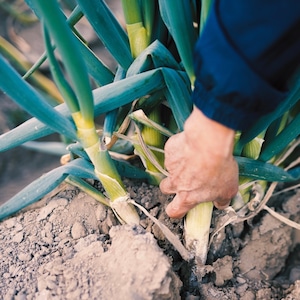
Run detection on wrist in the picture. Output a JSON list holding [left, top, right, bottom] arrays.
[[184, 107, 235, 157]]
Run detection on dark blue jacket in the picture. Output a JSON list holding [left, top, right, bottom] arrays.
[[192, 0, 300, 130]]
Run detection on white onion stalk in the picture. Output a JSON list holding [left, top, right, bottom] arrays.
[[184, 202, 213, 264]]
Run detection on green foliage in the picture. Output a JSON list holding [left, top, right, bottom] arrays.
[[0, 0, 299, 261], [0, 159, 96, 220], [158, 0, 197, 82], [77, 0, 132, 69], [0, 55, 77, 139]]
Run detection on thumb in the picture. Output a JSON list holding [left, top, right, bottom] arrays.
[[166, 193, 196, 219]]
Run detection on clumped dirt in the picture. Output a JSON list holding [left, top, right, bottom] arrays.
[[0, 183, 182, 300], [0, 179, 300, 299], [1, 2, 300, 299]]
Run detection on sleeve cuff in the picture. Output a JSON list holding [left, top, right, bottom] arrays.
[[192, 1, 287, 131]]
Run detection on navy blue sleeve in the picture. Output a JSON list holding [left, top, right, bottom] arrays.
[[192, 0, 300, 131]]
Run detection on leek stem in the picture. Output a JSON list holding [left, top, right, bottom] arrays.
[[200, 0, 214, 34], [121, 0, 149, 57], [185, 202, 213, 264], [71, 111, 140, 224]]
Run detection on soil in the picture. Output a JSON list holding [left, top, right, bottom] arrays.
[[1, 2, 300, 299], [0, 180, 300, 299]]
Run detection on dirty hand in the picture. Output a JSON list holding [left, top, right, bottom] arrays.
[[160, 107, 239, 218]]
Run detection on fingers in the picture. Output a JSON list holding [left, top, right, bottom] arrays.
[[213, 188, 238, 210], [165, 194, 196, 219], [164, 187, 234, 219], [166, 195, 231, 219], [159, 177, 176, 195], [213, 200, 230, 210]]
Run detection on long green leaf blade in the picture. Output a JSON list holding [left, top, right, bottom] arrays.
[[162, 68, 192, 130], [0, 55, 76, 139], [93, 69, 165, 116], [199, 0, 214, 34], [235, 81, 300, 154], [76, 36, 114, 86], [126, 40, 181, 77], [0, 70, 166, 151], [77, 0, 133, 70], [259, 113, 300, 162], [43, 25, 79, 113], [103, 66, 126, 139], [22, 141, 68, 156], [236, 156, 300, 182], [23, 4, 114, 86], [0, 104, 70, 152], [67, 143, 151, 180], [159, 0, 197, 82], [0, 159, 96, 221], [33, 0, 94, 120], [142, 0, 156, 42]]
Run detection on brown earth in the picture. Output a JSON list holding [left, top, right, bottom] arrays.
[[1, 2, 300, 299], [0, 179, 300, 299]]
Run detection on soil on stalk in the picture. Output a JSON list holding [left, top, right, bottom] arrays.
[[0, 179, 300, 299]]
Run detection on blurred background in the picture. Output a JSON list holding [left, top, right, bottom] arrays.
[[0, 0, 122, 204]]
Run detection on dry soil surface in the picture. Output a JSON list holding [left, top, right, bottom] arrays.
[[0, 180, 300, 299]]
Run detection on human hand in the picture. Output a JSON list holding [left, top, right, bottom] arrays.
[[160, 107, 239, 218]]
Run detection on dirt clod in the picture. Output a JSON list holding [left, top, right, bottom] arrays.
[[212, 255, 233, 286], [0, 184, 300, 299]]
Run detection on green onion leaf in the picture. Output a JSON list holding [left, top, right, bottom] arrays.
[[0, 55, 76, 139], [236, 156, 300, 182], [32, 0, 94, 121], [0, 159, 96, 221], [77, 0, 133, 70], [159, 0, 197, 82]]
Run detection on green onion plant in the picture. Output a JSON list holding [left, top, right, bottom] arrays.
[[0, 0, 299, 265]]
